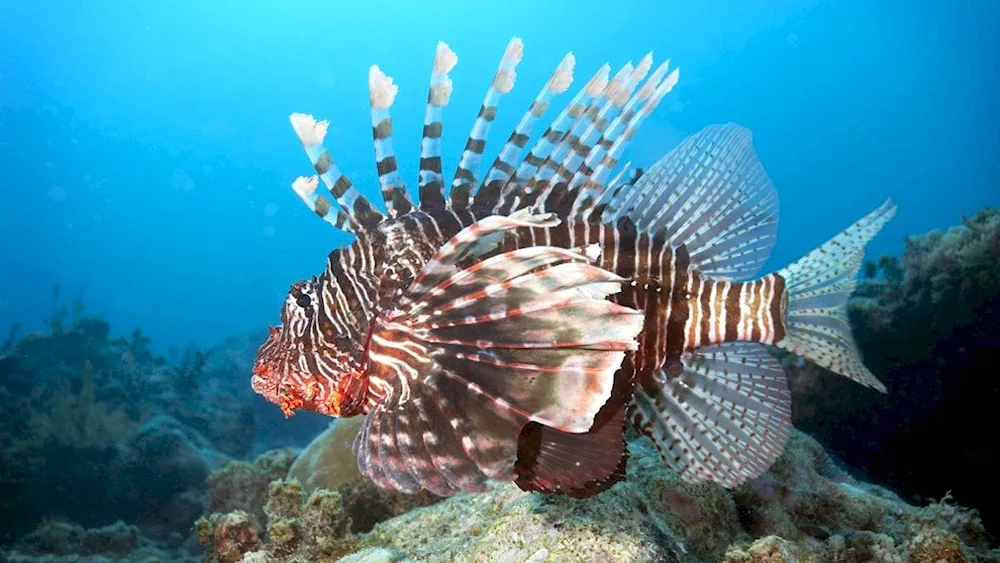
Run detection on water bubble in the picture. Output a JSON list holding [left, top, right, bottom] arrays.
[[263, 226, 276, 238], [264, 203, 279, 217]]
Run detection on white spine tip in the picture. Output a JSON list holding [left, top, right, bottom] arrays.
[[292, 175, 319, 198], [607, 64, 633, 107], [494, 68, 516, 94], [505, 37, 525, 66], [634, 53, 654, 81], [549, 53, 575, 94], [430, 78, 453, 106], [369, 65, 399, 110], [587, 65, 611, 97], [639, 61, 670, 100], [289, 113, 328, 147], [663, 68, 680, 92], [434, 41, 459, 73]]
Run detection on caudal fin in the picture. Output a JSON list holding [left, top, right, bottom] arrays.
[[774, 199, 897, 392]]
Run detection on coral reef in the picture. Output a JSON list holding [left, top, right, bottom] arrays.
[[0, 520, 197, 563], [196, 435, 440, 562], [0, 307, 259, 558], [782, 207, 1000, 529], [197, 430, 998, 562]]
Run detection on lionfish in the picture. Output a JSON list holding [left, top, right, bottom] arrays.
[[252, 38, 895, 498]]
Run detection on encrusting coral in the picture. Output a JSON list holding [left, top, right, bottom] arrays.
[[196, 429, 998, 563], [0, 302, 260, 558]]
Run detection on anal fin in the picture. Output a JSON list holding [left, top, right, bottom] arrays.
[[629, 342, 791, 488], [515, 362, 633, 498]]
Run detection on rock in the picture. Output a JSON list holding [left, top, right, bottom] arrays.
[[288, 417, 365, 492], [196, 429, 998, 563]]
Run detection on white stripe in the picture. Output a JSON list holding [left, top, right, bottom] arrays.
[[737, 281, 749, 341], [717, 281, 729, 343]]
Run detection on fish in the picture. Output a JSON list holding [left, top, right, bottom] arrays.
[[251, 38, 895, 499]]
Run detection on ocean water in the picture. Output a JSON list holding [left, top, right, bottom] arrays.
[[1, 0, 995, 350], [0, 0, 997, 560]]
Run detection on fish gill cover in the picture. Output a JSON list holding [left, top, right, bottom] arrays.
[[0, 1, 998, 562]]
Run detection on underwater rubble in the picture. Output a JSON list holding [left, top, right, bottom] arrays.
[[2, 209, 997, 562]]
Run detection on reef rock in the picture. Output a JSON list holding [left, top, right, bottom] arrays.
[[0, 312, 258, 557], [197, 430, 998, 563], [783, 207, 1000, 529]]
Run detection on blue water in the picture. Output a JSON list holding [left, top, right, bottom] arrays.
[[1, 0, 996, 354]]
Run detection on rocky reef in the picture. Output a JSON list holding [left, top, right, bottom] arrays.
[[196, 429, 997, 562], [0, 300, 320, 561], [2, 208, 997, 562], [783, 206, 1000, 530]]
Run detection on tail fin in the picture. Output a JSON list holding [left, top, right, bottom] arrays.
[[774, 199, 897, 392]]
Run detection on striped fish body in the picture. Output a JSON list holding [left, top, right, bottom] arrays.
[[253, 38, 896, 499], [373, 208, 789, 372], [367, 208, 794, 495]]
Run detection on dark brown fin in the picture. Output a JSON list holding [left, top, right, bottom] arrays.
[[514, 363, 633, 499]]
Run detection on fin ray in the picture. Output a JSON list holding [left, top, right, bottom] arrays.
[[289, 113, 385, 229], [418, 42, 458, 210], [368, 66, 415, 217], [630, 342, 792, 488], [448, 37, 524, 210], [774, 199, 896, 391], [615, 123, 779, 280]]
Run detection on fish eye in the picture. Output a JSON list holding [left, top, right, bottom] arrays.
[[296, 294, 312, 307]]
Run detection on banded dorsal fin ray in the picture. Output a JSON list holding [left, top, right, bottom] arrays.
[[495, 64, 611, 215], [529, 61, 636, 213], [290, 176, 354, 232], [610, 123, 780, 280], [369, 66, 415, 218], [544, 56, 661, 215], [289, 113, 385, 230], [555, 56, 652, 187], [286, 40, 683, 238], [418, 42, 459, 210], [471, 52, 576, 212], [448, 37, 525, 211], [573, 65, 680, 219]]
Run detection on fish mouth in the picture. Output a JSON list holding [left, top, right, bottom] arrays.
[[250, 360, 280, 402], [250, 326, 285, 403]]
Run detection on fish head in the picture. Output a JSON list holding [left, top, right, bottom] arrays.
[[251, 273, 369, 419]]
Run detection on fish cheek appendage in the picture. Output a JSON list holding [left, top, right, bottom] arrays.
[[251, 37, 895, 500], [252, 272, 372, 420]]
